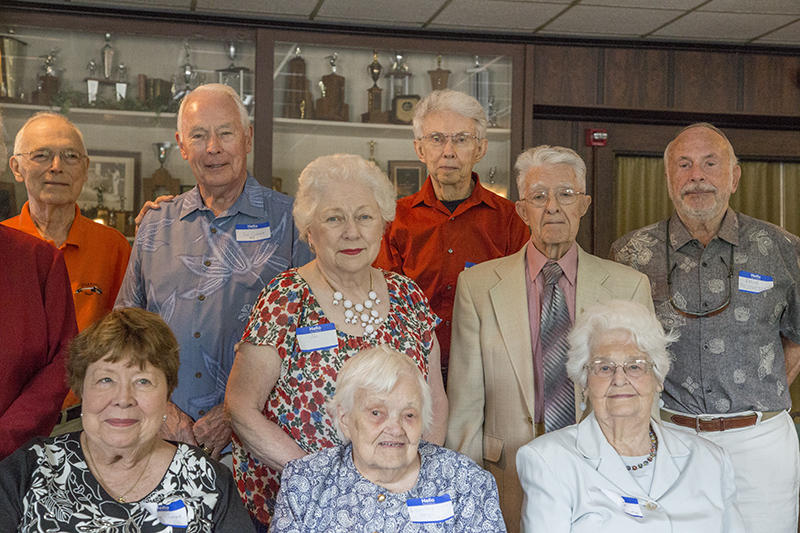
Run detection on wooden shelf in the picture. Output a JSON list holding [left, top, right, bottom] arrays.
[[273, 117, 510, 141]]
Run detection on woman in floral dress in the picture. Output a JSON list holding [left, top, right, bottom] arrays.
[[225, 154, 447, 532]]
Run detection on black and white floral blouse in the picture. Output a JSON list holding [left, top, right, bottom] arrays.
[[0, 432, 254, 532]]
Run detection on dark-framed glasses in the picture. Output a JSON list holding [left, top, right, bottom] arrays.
[[524, 187, 585, 208], [419, 132, 480, 148], [585, 359, 655, 378], [15, 149, 86, 166], [665, 219, 733, 318]]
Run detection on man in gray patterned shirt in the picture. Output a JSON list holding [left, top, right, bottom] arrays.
[[611, 123, 800, 533]]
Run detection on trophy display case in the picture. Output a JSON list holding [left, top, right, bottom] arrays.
[[0, 17, 255, 233], [270, 37, 520, 199]]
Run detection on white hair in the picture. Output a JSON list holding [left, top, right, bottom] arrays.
[[663, 122, 738, 174], [566, 300, 678, 390], [412, 90, 487, 140], [293, 154, 396, 243], [13, 111, 86, 156], [514, 145, 587, 197], [176, 83, 249, 137], [327, 345, 433, 443]]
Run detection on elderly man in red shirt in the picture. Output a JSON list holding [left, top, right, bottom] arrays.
[[374, 90, 529, 385]]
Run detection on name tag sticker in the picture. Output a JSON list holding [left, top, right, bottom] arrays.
[[602, 489, 643, 518], [296, 323, 338, 352], [464, 261, 476, 269], [235, 222, 271, 242], [406, 494, 454, 523], [738, 271, 774, 294], [157, 500, 189, 528]]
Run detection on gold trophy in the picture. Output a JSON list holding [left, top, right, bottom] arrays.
[[362, 51, 389, 123]]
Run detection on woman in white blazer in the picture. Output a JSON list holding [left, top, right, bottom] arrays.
[[516, 300, 744, 533]]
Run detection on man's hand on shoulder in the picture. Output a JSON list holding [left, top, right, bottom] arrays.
[[192, 403, 232, 460], [135, 195, 175, 231], [160, 401, 197, 446]]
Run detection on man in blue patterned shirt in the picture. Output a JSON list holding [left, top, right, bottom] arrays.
[[115, 84, 312, 459], [611, 123, 800, 533]]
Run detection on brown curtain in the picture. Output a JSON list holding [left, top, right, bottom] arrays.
[[614, 156, 800, 240]]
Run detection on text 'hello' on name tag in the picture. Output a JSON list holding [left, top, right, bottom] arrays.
[[296, 323, 338, 352], [601, 489, 643, 519], [235, 222, 271, 242], [738, 271, 774, 294], [142, 499, 189, 528], [406, 494, 455, 523]]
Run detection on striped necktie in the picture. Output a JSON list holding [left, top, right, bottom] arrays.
[[540, 261, 575, 433]]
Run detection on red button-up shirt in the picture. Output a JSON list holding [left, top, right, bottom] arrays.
[[375, 173, 530, 369]]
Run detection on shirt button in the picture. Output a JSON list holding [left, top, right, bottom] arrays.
[[198, 295, 205, 301], [701, 262, 708, 267], [446, 284, 452, 290], [448, 248, 453, 254], [204, 260, 211, 267], [198, 409, 205, 416], [195, 372, 202, 378], [377, 494, 386, 502], [450, 217, 454, 221], [645, 502, 658, 510], [194, 332, 201, 338], [445, 320, 450, 326], [210, 228, 217, 234]]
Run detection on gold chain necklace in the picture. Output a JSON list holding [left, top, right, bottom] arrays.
[[82, 433, 153, 503]]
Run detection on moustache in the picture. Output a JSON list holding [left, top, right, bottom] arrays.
[[681, 184, 717, 197]]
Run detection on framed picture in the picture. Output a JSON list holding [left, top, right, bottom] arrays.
[[388, 160, 427, 198], [391, 95, 421, 124], [78, 150, 141, 212]]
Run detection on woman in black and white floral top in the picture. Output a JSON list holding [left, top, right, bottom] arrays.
[[0, 308, 253, 532]]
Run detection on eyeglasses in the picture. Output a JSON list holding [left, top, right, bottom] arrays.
[[419, 132, 480, 148], [15, 149, 86, 166], [665, 218, 733, 318], [585, 359, 655, 378], [524, 187, 585, 208]]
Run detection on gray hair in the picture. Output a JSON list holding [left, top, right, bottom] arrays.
[[293, 154, 396, 243], [663, 122, 738, 174], [514, 145, 587, 197], [412, 90, 487, 140], [566, 300, 677, 390], [327, 345, 433, 443], [177, 83, 250, 137], [14, 111, 86, 156]]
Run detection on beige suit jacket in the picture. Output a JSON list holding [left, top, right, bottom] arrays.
[[445, 244, 654, 533]]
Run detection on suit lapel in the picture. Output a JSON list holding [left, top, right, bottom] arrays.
[[648, 422, 689, 500], [488, 248, 535, 420], [577, 414, 646, 498], [575, 247, 614, 316]]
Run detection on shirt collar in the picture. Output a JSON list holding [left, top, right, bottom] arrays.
[[414, 172, 494, 214], [179, 173, 262, 220], [669, 207, 739, 249], [19, 202, 85, 249], [525, 240, 578, 287]]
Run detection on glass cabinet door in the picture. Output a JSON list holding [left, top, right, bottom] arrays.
[[271, 41, 514, 199], [1, 19, 255, 233]]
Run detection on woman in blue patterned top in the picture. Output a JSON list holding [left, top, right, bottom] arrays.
[[270, 345, 506, 532], [0, 308, 253, 532]]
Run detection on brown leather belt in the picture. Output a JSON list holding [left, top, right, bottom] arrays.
[[660, 409, 782, 432]]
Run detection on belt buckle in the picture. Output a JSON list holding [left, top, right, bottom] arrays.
[[695, 414, 717, 432]]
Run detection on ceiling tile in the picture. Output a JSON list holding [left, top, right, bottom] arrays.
[[580, 0, 699, 8], [755, 19, 800, 44], [194, 0, 318, 17], [539, 5, 683, 37], [314, 0, 440, 26], [701, 0, 800, 15], [652, 11, 799, 42], [427, 0, 567, 32]]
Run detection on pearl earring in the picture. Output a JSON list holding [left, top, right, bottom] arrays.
[[579, 390, 587, 412], [163, 414, 168, 421], [658, 393, 665, 409]]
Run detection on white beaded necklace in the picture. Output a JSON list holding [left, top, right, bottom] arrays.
[[320, 267, 382, 339]]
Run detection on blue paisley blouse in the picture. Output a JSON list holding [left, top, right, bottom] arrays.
[[271, 440, 507, 532]]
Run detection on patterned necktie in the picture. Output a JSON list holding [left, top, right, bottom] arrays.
[[540, 261, 575, 433]]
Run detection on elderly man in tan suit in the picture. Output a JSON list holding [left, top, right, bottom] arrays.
[[446, 145, 653, 532]]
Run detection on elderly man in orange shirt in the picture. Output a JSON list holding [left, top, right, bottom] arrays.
[[3, 112, 131, 434]]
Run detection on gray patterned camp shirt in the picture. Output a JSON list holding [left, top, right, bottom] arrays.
[[610, 209, 800, 415]]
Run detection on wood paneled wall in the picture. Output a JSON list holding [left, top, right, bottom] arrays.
[[531, 45, 800, 117]]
